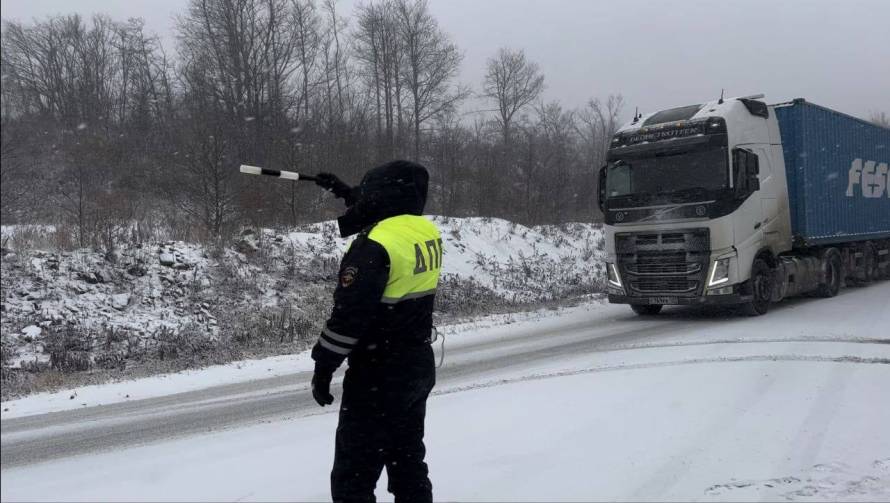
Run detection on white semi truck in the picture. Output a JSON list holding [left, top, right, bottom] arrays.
[[598, 96, 890, 315]]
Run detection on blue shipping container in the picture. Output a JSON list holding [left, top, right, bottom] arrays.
[[773, 99, 890, 246]]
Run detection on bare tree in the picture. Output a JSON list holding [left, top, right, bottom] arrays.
[[171, 126, 241, 239], [55, 131, 106, 247], [534, 101, 578, 222], [428, 110, 472, 214], [0, 117, 37, 221], [170, 86, 240, 239], [577, 94, 624, 168], [394, 0, 467, 159], [576, 95, 623, 219], [1, 14, 161, 128], [353, 3, 386, 153], [2, 5, 629, 235], [2, 14, 173, 237], [176, 0, 299, 164], [354, 0, 408, 159], [291, 0, 321, 120], [483, 47, 544, 145], [322, 0, 347, 121]]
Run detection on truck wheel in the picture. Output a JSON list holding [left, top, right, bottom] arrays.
[[741, 259, 771, 316], [816, 251, 842, 297], [631, 304, 663, 316]]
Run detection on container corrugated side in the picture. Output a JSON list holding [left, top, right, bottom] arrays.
[[774, 100, 890, 246]]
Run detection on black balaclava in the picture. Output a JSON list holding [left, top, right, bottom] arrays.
[[337, 160, 429, 238]]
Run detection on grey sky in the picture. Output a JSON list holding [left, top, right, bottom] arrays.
[[2, 0, 888, 121]]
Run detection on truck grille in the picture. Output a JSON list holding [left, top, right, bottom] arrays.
[[631, 277, 698, 294], [616, 229, 710, 297], [624, 252, 702, 275]]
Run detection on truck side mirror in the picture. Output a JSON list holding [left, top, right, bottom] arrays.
[[597, 165, 607, 212]]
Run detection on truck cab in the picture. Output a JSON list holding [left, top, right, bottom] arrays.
[[599, 95, 793, 314]]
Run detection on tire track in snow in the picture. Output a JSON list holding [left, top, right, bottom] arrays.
[[2, 310, 887, 468], [548, 336, 890, 354], [433, 354, 890, 397], [705, 459, 890, 501]]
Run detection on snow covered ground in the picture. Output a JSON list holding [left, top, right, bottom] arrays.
[[1, 217, 603, 373], [9, 361, 882, 502], [2, 282, 888, 501], [0, 302, 592, 419]]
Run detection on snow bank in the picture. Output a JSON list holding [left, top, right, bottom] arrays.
[[0, 353, 314, 419], [0, 300, 602, 418], [1, 217, 604, 393], [436, 217, 604, 301]]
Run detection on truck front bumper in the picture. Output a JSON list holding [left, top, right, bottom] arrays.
[[607, 292, 753, 306]]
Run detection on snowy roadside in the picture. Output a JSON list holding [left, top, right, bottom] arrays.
[[1, 217, 605, 401], [0, 297, 606, 420], [3, 283, 888, 502], [5, 278, 887, 420]]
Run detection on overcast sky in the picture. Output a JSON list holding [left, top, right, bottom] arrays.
[[2, 0, 888, 121]]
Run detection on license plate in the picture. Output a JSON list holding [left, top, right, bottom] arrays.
[[649, 297, 678, 305]]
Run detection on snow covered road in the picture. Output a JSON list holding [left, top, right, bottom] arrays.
[[2, 283, 889, 501]]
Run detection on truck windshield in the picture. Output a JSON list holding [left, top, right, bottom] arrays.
[[606, 147, 729, 200]]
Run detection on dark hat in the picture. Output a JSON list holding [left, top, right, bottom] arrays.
[[337, 160, 429, 237]]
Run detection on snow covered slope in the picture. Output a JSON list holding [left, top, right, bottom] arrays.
[[1, 218, 603, 383], [436, 217, 604, 301], [292, 217, 605, 302]]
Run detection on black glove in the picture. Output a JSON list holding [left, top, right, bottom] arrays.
[[311, 371, 334, 407], [315, 173, 353, 201]]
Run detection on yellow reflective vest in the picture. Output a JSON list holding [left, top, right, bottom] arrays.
[[367, 215, 442, 304]]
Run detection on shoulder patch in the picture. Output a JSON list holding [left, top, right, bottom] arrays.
[[340, 266, 358, 287]]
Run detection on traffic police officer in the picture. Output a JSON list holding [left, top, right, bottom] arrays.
[[312, 160, 441, 503]]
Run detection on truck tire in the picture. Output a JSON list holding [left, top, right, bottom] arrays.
[[816, 250, 842, 297], [631, 304, 663, 316], [741, 258, 772, 316]]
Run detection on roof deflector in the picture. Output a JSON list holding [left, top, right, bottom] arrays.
[[739, 98, 769, 118], [642, 104, 703, 127]]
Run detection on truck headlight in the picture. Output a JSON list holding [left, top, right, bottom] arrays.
[[607, 262, 624, 290], [708, 258, 731, 287]]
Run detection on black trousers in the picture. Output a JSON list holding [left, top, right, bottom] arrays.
[[331, 346, 436, 503]]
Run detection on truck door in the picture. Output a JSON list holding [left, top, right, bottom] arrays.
[[751, 145, 784, 251], [732, 148, 764, 279]]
